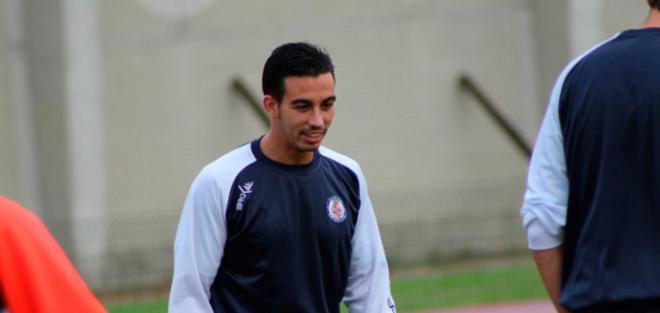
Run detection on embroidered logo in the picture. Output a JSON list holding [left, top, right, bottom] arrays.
[[326, 196, 347, 223], [236, 181, 254, 211], [387, 297, 396, 312]]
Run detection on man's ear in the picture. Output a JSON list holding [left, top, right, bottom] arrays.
[[263, 95, 279, 119]]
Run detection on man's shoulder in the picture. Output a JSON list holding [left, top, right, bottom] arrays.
[[561, 34, 620, 77], [319, 146, 362, 175], [196, 142, 257, 184]]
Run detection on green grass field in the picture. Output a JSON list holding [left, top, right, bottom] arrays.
[[105, 259, 546, 313]]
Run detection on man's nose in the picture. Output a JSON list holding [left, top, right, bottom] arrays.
[[308, 108, 323, 127]]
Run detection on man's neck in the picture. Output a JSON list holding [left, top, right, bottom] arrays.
[[642, 8, 660, 28], [260, 133, 314, 165]]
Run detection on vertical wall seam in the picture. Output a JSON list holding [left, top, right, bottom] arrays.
[[62, 0, 107, 288]]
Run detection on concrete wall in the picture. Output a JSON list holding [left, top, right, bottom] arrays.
[[22, 0, 73, 249], [0, 0, 650, 291], [1, 0, 70, 233], [97, 1, 538, 283], [0, 1, 19, 201], [603, 1, 649, 35], [0, 0, 42, 218]]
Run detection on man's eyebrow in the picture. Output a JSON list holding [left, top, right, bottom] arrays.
[[290, 96, 336, 105], [323, 96, 337, 103], [291, 99, 312, 106]]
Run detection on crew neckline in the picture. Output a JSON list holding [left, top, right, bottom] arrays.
[[250, 138, 321, 175], [619, 27, 660, 38]]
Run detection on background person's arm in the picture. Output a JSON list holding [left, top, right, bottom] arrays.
[[520, 40, 581, 313], [532, 247, 568, 313]]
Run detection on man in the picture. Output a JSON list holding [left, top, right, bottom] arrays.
[[169, 42, 395, 313], [0, 196, 106, 313], [521, 2, 660, 312]]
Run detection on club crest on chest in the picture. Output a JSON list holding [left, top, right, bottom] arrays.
[[326, 195, 347, 223]]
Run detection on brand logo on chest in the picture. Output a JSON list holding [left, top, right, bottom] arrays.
[[326, 195, 347, 223], [236, 181, 254, 211]]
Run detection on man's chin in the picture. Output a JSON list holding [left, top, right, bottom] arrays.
[[298, 142, 322, 152], [301, 145, 320, 152]]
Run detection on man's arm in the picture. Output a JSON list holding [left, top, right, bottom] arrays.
[[169, 169, 226, 313], [342, 170, 395, 313], [520, 47, 576, 313], [532, 247, 568, 313]]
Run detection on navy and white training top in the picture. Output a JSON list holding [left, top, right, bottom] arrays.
[[521, 28, 660, 310], [169, 139, 395, 313]]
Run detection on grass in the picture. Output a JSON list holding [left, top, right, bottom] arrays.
[[388, 262, 545, 311], [106, 300, 166, 313], [105, 258, 546, 313]]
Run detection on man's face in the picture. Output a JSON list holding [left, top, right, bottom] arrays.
[[272, 72, 335, 156]]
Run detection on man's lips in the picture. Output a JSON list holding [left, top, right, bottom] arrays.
[[301, 131, 325, 143]]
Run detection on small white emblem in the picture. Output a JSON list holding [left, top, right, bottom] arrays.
[[236, 182, 253, 211], [327, 196, 347, 223]]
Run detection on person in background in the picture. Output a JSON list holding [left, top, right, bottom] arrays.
[[521, 1, 660, 312]]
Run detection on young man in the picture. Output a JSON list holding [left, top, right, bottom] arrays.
[[169, 42, 396, 313], [521, 2, 660, 312], [0, 196, 106, 313]]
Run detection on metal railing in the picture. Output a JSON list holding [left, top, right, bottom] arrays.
[[231, 78, 270, 127], [233, 75, 531, 159], [458, 74, 532, 159]]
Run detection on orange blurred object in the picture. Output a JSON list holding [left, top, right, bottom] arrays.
[[0, 196, 106, 313]]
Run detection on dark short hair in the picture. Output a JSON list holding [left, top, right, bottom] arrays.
[[650, 0, 660, 9], [262, 42, 334, 103]]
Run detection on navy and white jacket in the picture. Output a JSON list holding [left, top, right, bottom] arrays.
[[521, 28, 660, 310], [169, 139, 395, 313]]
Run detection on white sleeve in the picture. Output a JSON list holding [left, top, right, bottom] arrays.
[[343, 169, 396, 313], [520, 77, 568, 250], [169, 168, 227, 313]]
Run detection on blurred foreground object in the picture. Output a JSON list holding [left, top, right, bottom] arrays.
[[0, 196, 106, 313]]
